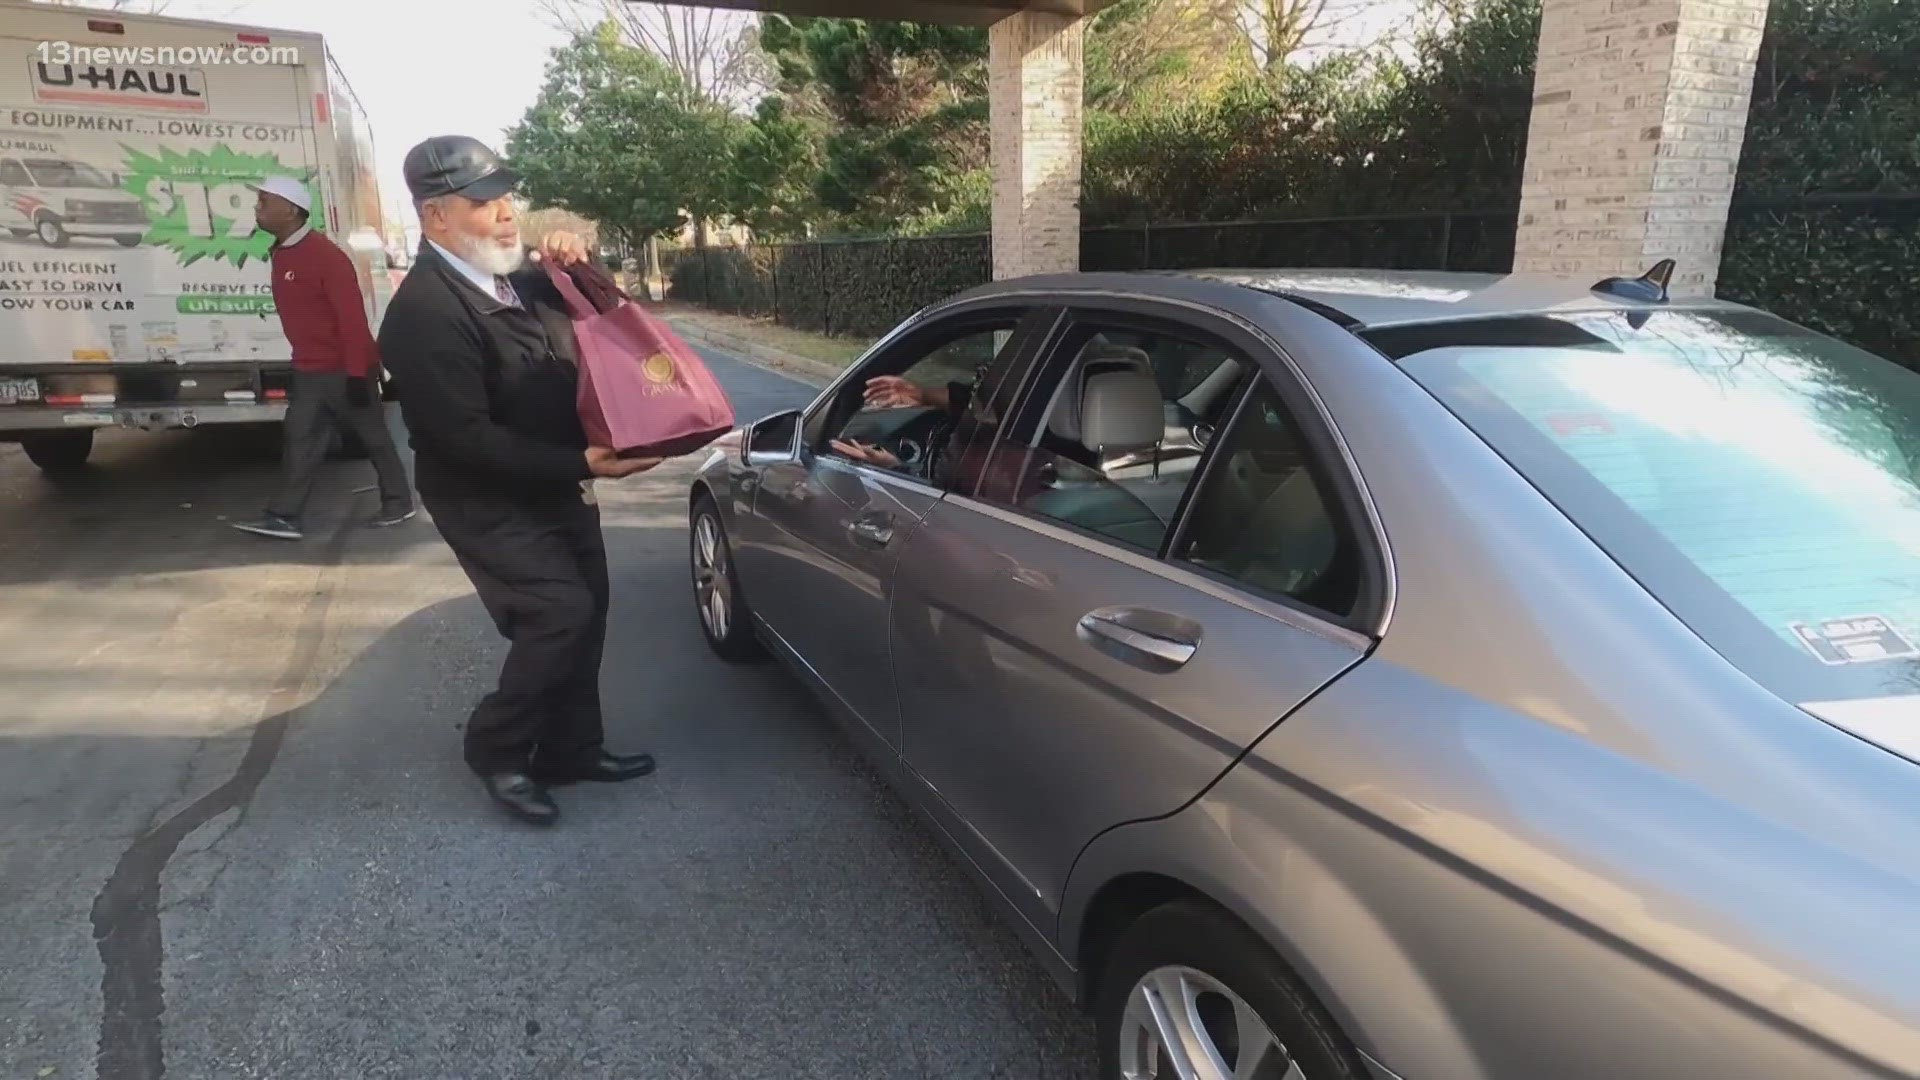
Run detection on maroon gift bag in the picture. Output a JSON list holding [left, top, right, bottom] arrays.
[[544, 262, 736, 458]]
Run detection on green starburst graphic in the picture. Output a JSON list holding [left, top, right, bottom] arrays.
[[119, 143, 319, 269]]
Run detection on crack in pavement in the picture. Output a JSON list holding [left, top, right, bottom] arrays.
[[89, 513, 358, 1080]]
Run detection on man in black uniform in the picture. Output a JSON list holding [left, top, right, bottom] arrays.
[[378, 135, 659, 826]]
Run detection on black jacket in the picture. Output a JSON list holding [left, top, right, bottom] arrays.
[[378, 243, 594, 507]]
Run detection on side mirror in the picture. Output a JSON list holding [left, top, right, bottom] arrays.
[[743, 408, 803, 465]]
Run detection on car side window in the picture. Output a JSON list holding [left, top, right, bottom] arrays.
[[0, 160, 28, 185], [1172, 375, 1363, 621], [972, 322, 1251, 553], [810, 316, 1028, 486]]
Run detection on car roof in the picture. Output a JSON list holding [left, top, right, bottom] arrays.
[[953, 267, 1757, 331]]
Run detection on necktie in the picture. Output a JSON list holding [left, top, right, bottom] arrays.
[[494, 276, 518, 307]]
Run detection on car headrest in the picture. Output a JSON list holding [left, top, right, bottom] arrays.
[[1049, 346, 1154, 444], [1079, 369, 1164, 454]]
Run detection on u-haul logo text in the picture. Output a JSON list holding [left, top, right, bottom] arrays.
[[29, 61, 209, 113]]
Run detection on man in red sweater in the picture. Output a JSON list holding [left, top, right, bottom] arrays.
[[231, 175, 413, 540]]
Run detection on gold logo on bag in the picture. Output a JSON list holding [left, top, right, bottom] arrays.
[[642, 352, 676, 385]]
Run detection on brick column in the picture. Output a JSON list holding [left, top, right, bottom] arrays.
[[989, 11, 1084, 281], [1514, 0, 1770, 297]]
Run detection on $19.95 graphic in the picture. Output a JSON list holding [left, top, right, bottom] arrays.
[[118, 143, 319, 267]]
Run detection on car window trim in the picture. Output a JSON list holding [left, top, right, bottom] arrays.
[[1161, 369, 1378, 630], [980, 293, 1390, 637], [814, 451, 948, 502], [944, 489, 1373, 652], [962, 308, 1246, 555], [802, 302, 1062, 479], [945, 307, 1071, 498]]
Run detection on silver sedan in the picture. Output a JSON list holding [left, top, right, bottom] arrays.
[[686, 264, 1920, 1080]]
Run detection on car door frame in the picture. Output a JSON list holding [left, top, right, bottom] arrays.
[[956, 291, 1395, 636], [793, 299, 1068, 474], [729, 299, 1066, 752], [883, 286, 1397, 961]]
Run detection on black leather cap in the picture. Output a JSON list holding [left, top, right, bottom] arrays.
[[403, 135, 519, 202]]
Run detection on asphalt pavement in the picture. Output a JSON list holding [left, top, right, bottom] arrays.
[[0, 347, 1098, 1080]]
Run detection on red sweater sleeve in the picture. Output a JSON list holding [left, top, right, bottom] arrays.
[[317, 240, 378, 378]]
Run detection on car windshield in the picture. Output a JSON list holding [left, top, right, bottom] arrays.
[[1377, 308, 1920, 706], [24, 159, 117, 188]]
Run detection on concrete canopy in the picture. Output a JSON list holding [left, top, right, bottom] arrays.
[[642, 0, 1116, 27]]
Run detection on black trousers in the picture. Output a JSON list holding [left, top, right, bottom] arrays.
[[268, 371, 412, 522], [424, 488, 610, 775]]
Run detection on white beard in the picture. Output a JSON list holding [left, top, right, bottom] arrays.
[[453, 230, 524, 276]]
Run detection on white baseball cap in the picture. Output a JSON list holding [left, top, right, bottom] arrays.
[[248, 175, 311, 214]]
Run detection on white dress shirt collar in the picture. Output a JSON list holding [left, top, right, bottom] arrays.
[[426, 238, 509, 301]]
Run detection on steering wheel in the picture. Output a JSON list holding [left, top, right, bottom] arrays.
[[892, 435, 926, 467]]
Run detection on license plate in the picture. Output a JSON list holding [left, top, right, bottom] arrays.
[[0, 377, 40, 406]]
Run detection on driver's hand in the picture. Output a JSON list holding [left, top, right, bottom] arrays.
[[863, 376, 924, 411], [830, 439, 901, 470]]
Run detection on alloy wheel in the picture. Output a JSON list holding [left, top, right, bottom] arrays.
[[692, 511, 731, 642], [1119, 965, 1304, 1080]]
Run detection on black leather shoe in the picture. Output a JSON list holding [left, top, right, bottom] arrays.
[[483, 772, 559, 826], [528, 750, 657, 785]]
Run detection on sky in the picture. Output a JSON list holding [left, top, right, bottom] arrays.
[[123, 0, 576, 232]]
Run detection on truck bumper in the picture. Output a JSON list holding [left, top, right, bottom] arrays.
[[0, 402, 286, 435], [65, 223, 148, 239]]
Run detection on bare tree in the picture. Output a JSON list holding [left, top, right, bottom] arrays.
[[537, 0, 769, 109], [1180, 0, 1373, 72], [520, 205, 602, 249]]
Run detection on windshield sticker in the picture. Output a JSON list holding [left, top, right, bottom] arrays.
[[1790, 616, 1920, 666]]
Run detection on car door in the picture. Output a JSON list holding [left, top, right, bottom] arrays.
[[889, 299, 1389, 933], [733, 303, 1058, 752]]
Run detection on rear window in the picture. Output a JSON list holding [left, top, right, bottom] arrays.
[[1377, 308, 1920, 705]]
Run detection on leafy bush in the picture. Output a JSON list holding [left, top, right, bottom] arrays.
[[668, 235, 991, 336]]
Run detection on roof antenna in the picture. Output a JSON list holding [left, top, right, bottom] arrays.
[[1592, 259, 1675, 304]]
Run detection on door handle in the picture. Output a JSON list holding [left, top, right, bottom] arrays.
[[848, 513, 895, 547], [1077, 610, 1199, 669]]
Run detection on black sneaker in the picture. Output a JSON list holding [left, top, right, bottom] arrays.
[[231, 513, 303, 540], [369, 507, 417, 528]]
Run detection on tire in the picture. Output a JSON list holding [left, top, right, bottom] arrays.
[[20, 431, 94, 475], [690, 493, 765, 661], [35, 215, 70, 249], [114, 236, 141, 248], [1096, 901, 1372, 1080]]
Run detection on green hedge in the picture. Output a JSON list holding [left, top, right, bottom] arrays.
[[1720, 198, 1919, 364], [668, 234, 991, 336]]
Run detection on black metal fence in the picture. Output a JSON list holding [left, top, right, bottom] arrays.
[[662, 209, 1516, 338], [663, 198, 1917, 369]]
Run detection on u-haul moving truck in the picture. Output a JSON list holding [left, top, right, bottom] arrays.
[[0, 1, 390, 474]]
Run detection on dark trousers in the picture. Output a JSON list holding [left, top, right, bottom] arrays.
[[268, 371, 412, 523], [424, 489, 610, 776]]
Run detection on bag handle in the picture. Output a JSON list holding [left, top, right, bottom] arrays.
[[540, 258, 596, 320]]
